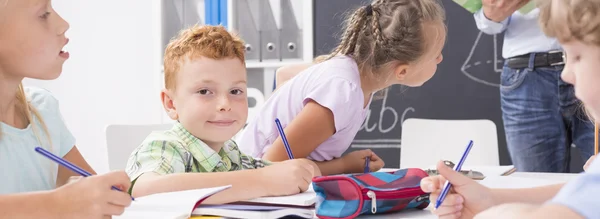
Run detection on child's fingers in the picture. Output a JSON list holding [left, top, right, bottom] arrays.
[[436, 160, 472, 187], [433, 204, 463, 217], [357, 149, 373, 158], [420, 176, 446, 192], [102, 203, 127, 216], [420, 177, 435, 192], [106, 190, 133, 207], [436, 194, 464, 206], [101, 171, 132, 192], [439, 211, 462, 219], [370, 161, 385, 171]]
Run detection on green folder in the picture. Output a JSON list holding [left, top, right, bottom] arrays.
[[453, 0, 536, 14]]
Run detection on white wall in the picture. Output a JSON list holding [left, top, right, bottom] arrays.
[[24, 0, 164, 173]]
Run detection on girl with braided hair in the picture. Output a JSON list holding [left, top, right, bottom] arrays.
[[238, 0, 447, 175]]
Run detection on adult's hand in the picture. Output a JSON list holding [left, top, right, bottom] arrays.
[[482, 0, 531, 22]]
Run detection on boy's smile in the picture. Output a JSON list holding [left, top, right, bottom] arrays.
[[163, 56, 248, 151]]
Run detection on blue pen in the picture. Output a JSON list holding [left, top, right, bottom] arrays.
[[275, 118, 294, 159], [364, 157, 370, 173], [435, 140, 474, 209], [34, 147, 135, 201]]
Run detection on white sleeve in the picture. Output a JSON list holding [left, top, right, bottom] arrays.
[[474, 9, 510, 35]]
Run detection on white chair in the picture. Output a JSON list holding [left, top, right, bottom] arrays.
[[400, 118, 499, 169], [105, 124, 173, 171]]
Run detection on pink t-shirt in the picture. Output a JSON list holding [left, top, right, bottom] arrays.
[[238, 56, 372, 161]]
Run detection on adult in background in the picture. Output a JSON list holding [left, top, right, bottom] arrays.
[[474, 0, 595, 172]]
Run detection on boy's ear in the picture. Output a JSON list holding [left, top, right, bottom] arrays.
[[161, 89, 179, 121]]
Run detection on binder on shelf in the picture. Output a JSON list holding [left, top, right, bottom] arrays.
[[184, 0, 204, 27], [205, 0, 227, 26], [235, 0, 261, 61], [204, 0, 218, 25], [259, 0, 280, 61], [162, 0, 185, 53], [162, 0, 205, 55], [218, 0, 228, 28], [279, 0, 302, 60]]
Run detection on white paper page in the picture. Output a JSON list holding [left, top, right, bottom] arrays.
[[240, 184, 316, 206], [115, 185, 231, 219]]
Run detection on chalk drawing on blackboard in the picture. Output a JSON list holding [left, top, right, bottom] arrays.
[[351, 90, 416, 149], [461, 31, 503, 87], [359, 89, 400, 134]]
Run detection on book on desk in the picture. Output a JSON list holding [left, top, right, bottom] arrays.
[[192, 185, 317, 219], [115, 184, 317, 219]]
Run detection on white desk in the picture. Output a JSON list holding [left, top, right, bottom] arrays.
[[511, 172, 578, 182], [189, 171, 579, 219], [352, 171, 579, 219]]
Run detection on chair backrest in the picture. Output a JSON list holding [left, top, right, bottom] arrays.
[[105, 124, 173, 171], [400, 118, 499, 169]]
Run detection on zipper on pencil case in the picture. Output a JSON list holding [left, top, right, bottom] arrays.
[[363, 187, 426, 214]]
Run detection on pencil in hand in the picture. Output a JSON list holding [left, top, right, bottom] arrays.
[[275, 118, 294, 159]]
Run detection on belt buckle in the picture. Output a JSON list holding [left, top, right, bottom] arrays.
[[549, 50, 565, 66]]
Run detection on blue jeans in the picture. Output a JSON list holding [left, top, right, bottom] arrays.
[[500, 58, 595, 173]]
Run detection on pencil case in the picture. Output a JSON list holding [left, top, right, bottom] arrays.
[[311, 168, 430, 219]]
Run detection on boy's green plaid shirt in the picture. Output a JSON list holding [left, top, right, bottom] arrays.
[[126, 123, 271, 184], [453, 0, 536, 14]]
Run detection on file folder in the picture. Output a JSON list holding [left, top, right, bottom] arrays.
[[183, 0, 204, 27], [259, 0, 281, 61], [280, 0, 302, 60], [162, 0, 185, 53], [235, 0, 261, 61]]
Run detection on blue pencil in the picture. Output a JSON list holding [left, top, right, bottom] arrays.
[[435, 140, 474, 209], [34, 147, 135, 201], [364, 157, 370, 173], [275, 118, 294, 159]]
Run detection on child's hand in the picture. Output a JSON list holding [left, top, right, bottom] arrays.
[[52, 171, 132, 219], [341, 149, 385, 173], [421, 161, 496, 219], [584, 155, 597, 171], [259, 159, 315, 196]]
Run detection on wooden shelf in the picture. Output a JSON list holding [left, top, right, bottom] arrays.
[[245, 59, 308, 68]]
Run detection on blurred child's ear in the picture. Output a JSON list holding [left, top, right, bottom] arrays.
[[392, 63, 410, 82], [161, 89, 178, 121]]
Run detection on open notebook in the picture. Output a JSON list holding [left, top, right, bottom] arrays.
[[192, 185, 317, 218], [238, 184, 316, 206], [193, 204, 314, 219], [114, 185, 231, 219], [115, 185, 317, 219], [192, 185, 317, 219]]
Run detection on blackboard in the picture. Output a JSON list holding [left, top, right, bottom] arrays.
[[313, 0, 585, 171]]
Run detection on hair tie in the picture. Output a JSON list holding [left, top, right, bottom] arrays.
[[365, 4, 373, 16]]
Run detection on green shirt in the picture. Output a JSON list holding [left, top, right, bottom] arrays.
[[126, 123, 270, 188]]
